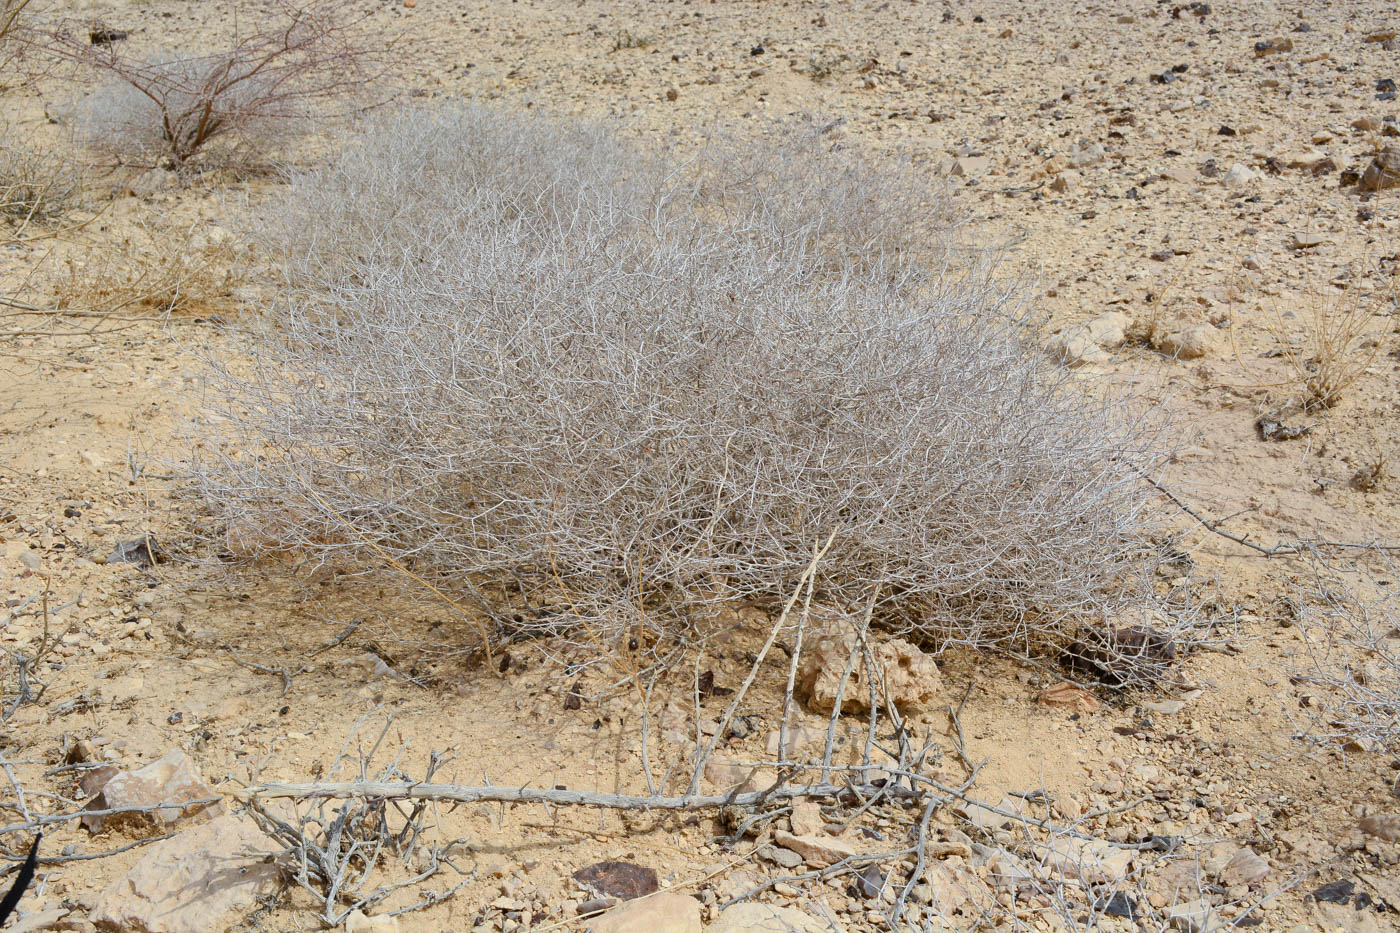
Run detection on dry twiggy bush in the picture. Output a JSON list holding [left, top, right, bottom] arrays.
[[38, 0, 390, 171], [0, 128, 80, 223], [191, 106, 1176, 669], [1293, 549, 1400, 754]]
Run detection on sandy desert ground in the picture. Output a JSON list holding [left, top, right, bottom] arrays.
[[3, 1, 1400, 931]]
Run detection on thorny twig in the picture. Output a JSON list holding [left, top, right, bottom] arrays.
[[1141, 469, 1400, 556], [239, 719, 470, 926], [222, 645, 306, 697], [3, 580, 60, 721]]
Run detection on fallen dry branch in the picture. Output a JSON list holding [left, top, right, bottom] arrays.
[[234, 777, 919, 812], [0, 798, 222, 835], [1140, 469, 1400, 557]]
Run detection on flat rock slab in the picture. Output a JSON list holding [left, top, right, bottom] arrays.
[[708, 902, 845, 933], [772, 830, 857, 868], [583, 893, 700, 933], [90, 815, 280, 933]]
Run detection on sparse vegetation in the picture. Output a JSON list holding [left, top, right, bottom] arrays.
[[0, 129, 80, 222], [192, 105, 1176, 672], [41, 0, 390, 171], [611, 29, 653, 51], [1267, 286, 1386, 411], [1294, 550, 1400, 753], [47, 219, 245, 315]]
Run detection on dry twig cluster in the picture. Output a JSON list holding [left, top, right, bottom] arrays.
[[242, 716, 472, 926], [1292, 548, 1400, 754]]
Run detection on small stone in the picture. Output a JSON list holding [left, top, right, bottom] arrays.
[[1071, 143, 1106, 168], [1049, 329, 1108, 367], [708, 902, 840, 933], [773, 830, 857, 868], [572, 861, 658, 900], [1358, 148, 1400, 191], [1142, 699, 1185, 715], [789, 802, 824, 837], [81, 749, 221, 833], [18, 550, 40, 571], [1222, 163, 1255, 188], [797, 629, 942, 714], [854, 864, 884, 900], [1167, 899, 1218, 932], [925, 861, 992, 914], [764, 726, 824, 759], [1035, 837, 1132, 883], [577, 898, 617, 917], [344, 910, 399, 932], [1219, 849, 1271, 885], [950, 156, 991, 178], [1359, 814, 1400, 841], [758, 844, 804, 869], [1291, 232, 1326, 249], [1047, 311, 1129, 368], [703, 756, 757, 792], [665, 87, 678, 101], [960, 795, 1025, 831], [1153, 324, 1217, 360]]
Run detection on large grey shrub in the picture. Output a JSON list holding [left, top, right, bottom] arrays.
[[193, 106, 1170, 664]]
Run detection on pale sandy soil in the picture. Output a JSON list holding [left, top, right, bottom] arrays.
[[2, 1, 1399, 931]]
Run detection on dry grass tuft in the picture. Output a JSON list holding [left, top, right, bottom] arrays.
[[47, 219, 246, 316], [190, 105, 1177, 671], [1266, 285, 1389, 411]]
